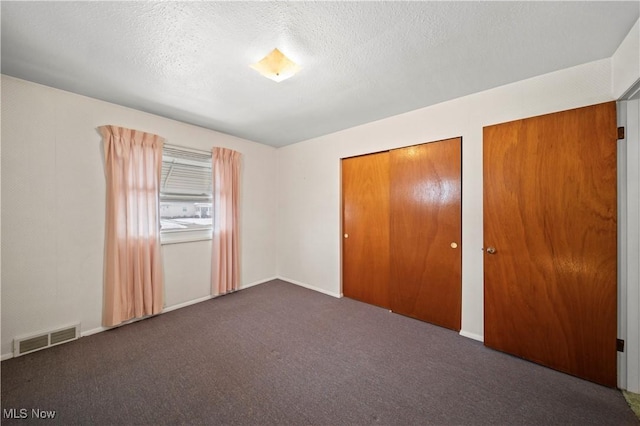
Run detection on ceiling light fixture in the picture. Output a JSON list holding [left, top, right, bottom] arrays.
[[250, 48, 300, 82]]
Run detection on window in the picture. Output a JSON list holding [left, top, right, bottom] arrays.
[[160, 145, 212, 244]]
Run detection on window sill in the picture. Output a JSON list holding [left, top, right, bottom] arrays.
[[161, 229, 213, 245]]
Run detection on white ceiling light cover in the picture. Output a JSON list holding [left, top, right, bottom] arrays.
[[250, 48, 301, 83]]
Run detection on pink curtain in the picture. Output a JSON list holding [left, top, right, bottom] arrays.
[[101, 125, 164, 326], [212, 147, 242, 295]]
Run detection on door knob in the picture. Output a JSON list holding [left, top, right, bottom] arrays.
[[486, 247, 496, 254], [450, 242, 458, 249], [344, 234, 349, 239]]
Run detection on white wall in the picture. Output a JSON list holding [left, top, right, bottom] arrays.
[[277, 58, 614, 342], [0, 75, 278, 358], [612, 19, 639, 99]]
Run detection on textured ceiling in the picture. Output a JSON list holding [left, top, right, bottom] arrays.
[[2, 1, 638, 147]]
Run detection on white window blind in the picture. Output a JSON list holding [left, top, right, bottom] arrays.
[[161, 146, 212, 198], [160, 145, 213, 244]]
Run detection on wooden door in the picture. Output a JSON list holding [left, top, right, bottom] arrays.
[[342, 152, 390, 308], [389, 138, 462, 330], [483, 102, 617, 387]]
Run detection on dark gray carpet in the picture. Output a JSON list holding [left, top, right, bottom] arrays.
[[1, 279, 637, 425]]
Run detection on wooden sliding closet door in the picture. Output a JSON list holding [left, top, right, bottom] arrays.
[[342, 152, 390, 308], [483, 102, 617, 387], [390, 138, 462, 330]]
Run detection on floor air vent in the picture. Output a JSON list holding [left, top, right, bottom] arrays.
[[13, 324, 80, 357]]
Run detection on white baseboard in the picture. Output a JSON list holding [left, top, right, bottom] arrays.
[[82, 326, 108, 337], [240, 276, 278, 290], [162, 295, 214, 314], [459, 330, 484, 342], [1, 352, 14, 361], [277, 276, 342, 298]]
